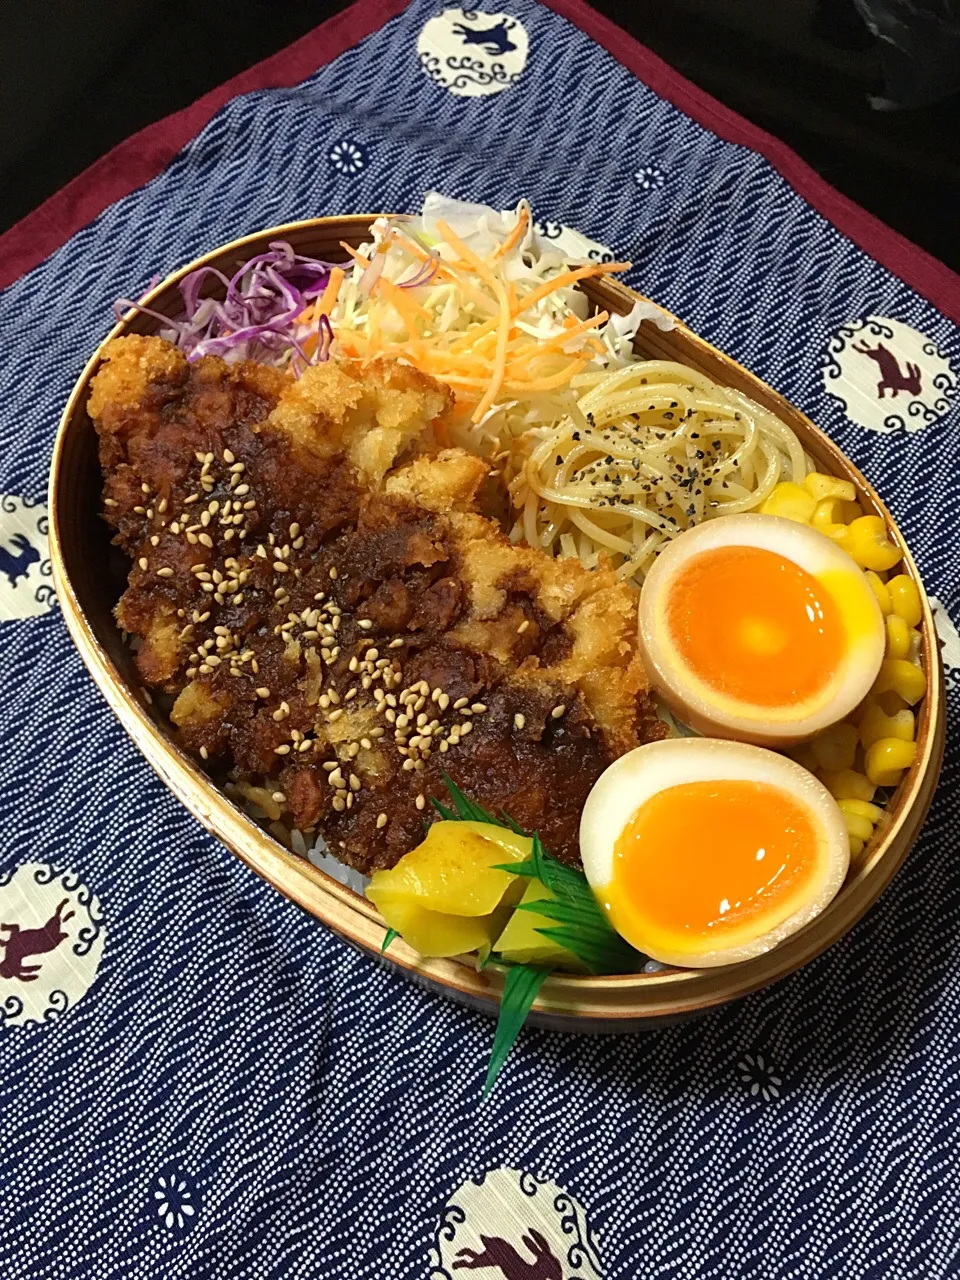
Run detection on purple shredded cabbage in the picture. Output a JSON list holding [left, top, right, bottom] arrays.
[[114, 241, 342, 371]]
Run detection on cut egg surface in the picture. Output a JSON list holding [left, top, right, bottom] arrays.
[[638, 513, 885, 745], [580, 738, 850, 967]]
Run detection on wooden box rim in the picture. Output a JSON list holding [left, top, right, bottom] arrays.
[[48, 215, 946, 1030]]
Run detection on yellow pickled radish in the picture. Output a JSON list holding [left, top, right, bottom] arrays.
[[758, 481, 817, 523], [845, 516, 903, 572], [804, 472, 856, 503], [885, 613, 911, 660], [820, 768, 876, 802], [811, 722, 859, 773], [859, 701, 915, 749], [887, 574, 922, 627], [872, 658, 926, 705], [849, 835, 865, 858], [864, 737, 917, 787], [865, 571, 892, 615], [493, 879, 587, 970]]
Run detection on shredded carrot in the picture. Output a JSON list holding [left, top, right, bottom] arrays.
[[340, 243, 372, 270], [503, 359, 588, 392], [316, 266, 345, 317], [436, 219, 511, 423], [491, 206, 530, 261], [516, 262, 630, 317]]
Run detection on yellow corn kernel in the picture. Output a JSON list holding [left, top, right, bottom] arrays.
[[820, 768, 876, 802], [865, 571, 892, 615], [789, 743, 820, 773], [811, 722, 859, 773], [841, 810, 875, 842], [845, 516, 903, 572], [872, 658, 926, 706], [810, 497, 846, 530], [877, 690, 907, 715], [848, 835, 865, 858], [821, 523, 854, 554], [864, 737, 916, 787], [859, 701, 915, 749], [804, 472, 856, 503], [887, 574, 922, 627], [885, 613, 911, 660], [759, 481, 817, 523], [839, 798, 884, 823]]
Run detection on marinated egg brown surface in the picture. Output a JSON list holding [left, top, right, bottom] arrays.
[[89, 335, 665, 872]]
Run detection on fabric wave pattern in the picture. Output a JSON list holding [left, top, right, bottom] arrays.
[[0, 2, 957, 1277]]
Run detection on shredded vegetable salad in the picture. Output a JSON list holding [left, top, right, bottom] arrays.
[[116, 241, 340, 370], [298, 194, 666, 454]]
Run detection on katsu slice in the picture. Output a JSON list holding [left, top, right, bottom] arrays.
[[89, 335, 665, 871]]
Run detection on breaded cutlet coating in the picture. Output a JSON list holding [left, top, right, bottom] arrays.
[[89, 336, 664, 870]]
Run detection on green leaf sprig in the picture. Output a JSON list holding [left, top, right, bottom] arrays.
[[431, 774, 644, 1094]]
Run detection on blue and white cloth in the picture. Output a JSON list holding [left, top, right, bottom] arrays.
[[1, 3, 958, 1276]]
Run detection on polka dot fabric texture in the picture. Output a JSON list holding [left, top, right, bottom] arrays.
[[1, 2, 959, 1277]]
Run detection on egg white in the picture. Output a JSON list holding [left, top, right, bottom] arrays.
[[638, 513, 885, 746], [580, 737, 850, 967]]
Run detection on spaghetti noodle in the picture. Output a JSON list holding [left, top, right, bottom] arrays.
[[508, 362, 808, 587]]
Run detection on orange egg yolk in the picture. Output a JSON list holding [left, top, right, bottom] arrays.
[[609, 779, 820, 953], [666, 545, 845, 707]]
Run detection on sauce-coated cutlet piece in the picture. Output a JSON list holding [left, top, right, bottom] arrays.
[[89, 335, 665, 871]]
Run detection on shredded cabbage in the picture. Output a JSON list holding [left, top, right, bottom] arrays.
[[115, 241, 339, 368]]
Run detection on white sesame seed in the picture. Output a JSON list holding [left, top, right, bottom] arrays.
[[358, 619, 373, 630], [256, 687, 271, 698], [402, 758, 416, 772], [551, 704, 566, 719], [274, 744, 291, 755], [454, 697, 469, 710], [199, 746, 208, 760], [332, 795, 346, 812], [157, 566, 174, 578], [198, 533, 214, 549], [376, 813, 388, 829], [513, 713, 526, 730], [517, 620, 530, 634], [138, 557, 149, 570], [388, 638, 404, 649], [471, 703, 487, 713], [329, 566, 338, 580], [416, 794, 426, 811]]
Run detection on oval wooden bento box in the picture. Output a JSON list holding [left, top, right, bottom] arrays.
[[49, 216, 946, 1032]]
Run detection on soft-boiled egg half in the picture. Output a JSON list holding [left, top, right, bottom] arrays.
[[638, 513, 885, 746], [580, 738, 850, 967]]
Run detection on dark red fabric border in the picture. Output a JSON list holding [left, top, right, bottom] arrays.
[[0, 0, 409, 290], [543, 0, 960, 323], [2, 0, 958, 324]]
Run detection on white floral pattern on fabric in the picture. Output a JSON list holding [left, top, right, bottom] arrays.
[[635, 164, 665, 191], [823, 315, 958, 433], [418, 9, 528, 98], [739, 1052, 783, 1100], [328, 140, 367, 175], [151, 1166, 200, 1237]]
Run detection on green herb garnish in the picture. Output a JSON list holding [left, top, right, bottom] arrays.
[[484, 963, 550, 1098], [431, 775, 644, 1092], [380, 927, 399, 956]]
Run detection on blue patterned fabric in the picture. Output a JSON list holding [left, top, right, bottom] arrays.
[[1, 2, 958, 1276]]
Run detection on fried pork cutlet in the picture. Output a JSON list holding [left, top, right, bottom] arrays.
[[89, 335, 665, 872]]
